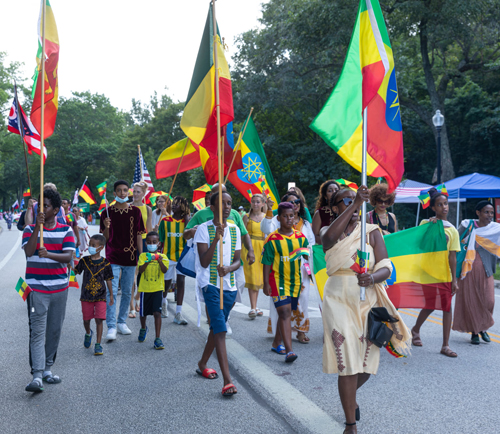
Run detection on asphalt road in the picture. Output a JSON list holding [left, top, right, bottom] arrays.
[[1, 221, 499, 434]]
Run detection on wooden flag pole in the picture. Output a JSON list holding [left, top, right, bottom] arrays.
[[39, 0, 47, 247], [360, 107, 368, 301], [212, 0, 224, 310], [168, 139, 189, 197], [224, 107, 254, 184]]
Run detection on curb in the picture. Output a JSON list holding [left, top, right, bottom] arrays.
[[181, 302, 344, 434]]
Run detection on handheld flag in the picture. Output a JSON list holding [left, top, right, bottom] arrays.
[[23, 188, 31, 197], [227, 118, 279, 208], [69, 270, 79, 288], [336, 179, 358, 190], [418, 192, 431, 209], [78, 180, 97, 205], [310, 0, 404, 193], [12, 200, 20, 210], [31, 0, 60, 139], [180, 6, 234, 155], [133, 149, 154, 197], [15, 277, 32, 301], [350, 249, 370, 274], [96, 181, 107, 196]]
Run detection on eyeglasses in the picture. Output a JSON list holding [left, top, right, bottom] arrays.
[[289, 199, 301, 205], [377, 199, 391, 205], [335, 198, 353, 206]]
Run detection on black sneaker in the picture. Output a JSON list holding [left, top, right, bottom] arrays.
[[471, 334, 480, 345]]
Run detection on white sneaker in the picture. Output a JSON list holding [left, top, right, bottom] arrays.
[[106, 328, 117, 340], [226, 321, 233, 337], [117, 323, 132, 335], [173, 312, 188, 325], [161, 300, 168, 318]]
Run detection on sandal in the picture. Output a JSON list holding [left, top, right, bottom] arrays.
[[411, 327, 423, 347], [271, 345, 286, 355], [128, 310, 136, 318], [222, 383, 237, 397], [248, 309, 257, 319], [285, 352, 298, 363], [196, 368, 219, 380], [440, 346, 457, 358], [42, 374, 62, 384], [256, 308, 264, 317], [134, 300, 140, 313], [296, 332, 310, 344]]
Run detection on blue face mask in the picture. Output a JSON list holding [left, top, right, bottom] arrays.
[[88, 246, 99, 255], [114, 195, 128, 204], [147, 244, 158, 252]]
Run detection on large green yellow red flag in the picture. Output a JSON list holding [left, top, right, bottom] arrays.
[[180, 5, 234, 156], [156, 138, 202, 179], [227, 118, 279, 209], [310, 0, 403, 193], [31, 0, 60, 139]]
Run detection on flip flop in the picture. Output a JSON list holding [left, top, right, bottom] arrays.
[[196, 368, 219, 380], [222, 383, 237, 397], [296, 333, 310, 344], [285, 352, 298, 363], [128, 310, 136, 318], [271, 345, 286, 355]]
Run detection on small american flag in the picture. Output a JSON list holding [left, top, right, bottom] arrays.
[[133, 150, 154, 194]]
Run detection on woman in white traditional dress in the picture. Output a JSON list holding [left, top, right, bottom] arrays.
[[320, 186, 410, 434], [73, 207, 89, 254], [261, 191, 315, 344]]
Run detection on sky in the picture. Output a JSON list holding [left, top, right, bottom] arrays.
[[0, 0, 268, 111]]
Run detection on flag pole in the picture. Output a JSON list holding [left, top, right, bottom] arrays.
[[137, 144, 146, 204], [224, 107, 254, 184], [14, 81, 33, 196], [212, 0, 224, 310], [360, 107, 368, 301], [168, 139, 189, 197], [39, 0, 47, 247]]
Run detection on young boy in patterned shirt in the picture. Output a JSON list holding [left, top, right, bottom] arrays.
[[262, 202, 309, 363], [74, 234, 114, 356]]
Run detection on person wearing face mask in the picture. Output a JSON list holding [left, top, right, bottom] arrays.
[[74, 234, 114, 356], [100, 180, 146, 341], [137, 232, 169, 350]]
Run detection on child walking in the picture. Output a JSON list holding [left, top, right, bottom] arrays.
[[262, 202, 309, 363], [74, 234, 114, 355], [137, 231, 169, 349], [194, 192, 241, 397]]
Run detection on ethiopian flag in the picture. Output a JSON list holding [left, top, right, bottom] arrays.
[[78, 180, 97, 205], [97, 196, 106, 212], [69, 270, 79, 288], [180, 5, 233, 156], [227, 118, 279, 209], [310, 0, 403, 193], [15, 277, 32, 301], [96, 181, 107, 196], [192, 184, 212, 210], [23, 188, 31, 197], [384, 221, 452, 311], [31, 0, 60, 139]]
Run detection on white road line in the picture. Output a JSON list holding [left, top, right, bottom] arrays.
[[0, 232, 22, 272], [181, 303, 344, 434]]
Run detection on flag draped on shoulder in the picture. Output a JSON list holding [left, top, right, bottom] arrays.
[[78, 180, 97, 205], [31, 0, 60, 139], [180, 5, 234, 156], [8, 93, 46, 162], [310, 0, 403, 193], [227, 118, 279, 208], [156, 138, 202, 179], [384, 221, 452, 310]]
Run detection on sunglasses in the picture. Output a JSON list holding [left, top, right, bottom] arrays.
[[289, 199, 301, 205], [335, 198, 353, 206], [377, 199, 391, 205]]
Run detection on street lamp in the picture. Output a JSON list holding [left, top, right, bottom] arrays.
[[432, 110, 445, 185]]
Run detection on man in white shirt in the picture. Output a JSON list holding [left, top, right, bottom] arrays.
[[193, 191, 241, 397]]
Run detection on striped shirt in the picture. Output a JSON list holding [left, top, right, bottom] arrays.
[[261, 229, 309, 298], [158, 216, 186, 262], [22, 223, 76, 293]]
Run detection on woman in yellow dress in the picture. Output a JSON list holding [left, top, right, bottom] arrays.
[[321, 186, 410, 433], [243, 194, 267, 319]]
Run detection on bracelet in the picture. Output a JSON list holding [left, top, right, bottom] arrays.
[[370, 275, 375, 286]]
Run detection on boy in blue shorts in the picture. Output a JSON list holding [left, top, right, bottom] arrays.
[[194, 192, 241, 397], [137, 231, 169, 350]]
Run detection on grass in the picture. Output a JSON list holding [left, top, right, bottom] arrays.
[[494, 264, 500, 281]]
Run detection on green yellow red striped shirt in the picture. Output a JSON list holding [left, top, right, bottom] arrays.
[[158, 216, 186, 262]]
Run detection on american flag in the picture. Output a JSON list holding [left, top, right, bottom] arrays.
[[133, 150, 154, 194]]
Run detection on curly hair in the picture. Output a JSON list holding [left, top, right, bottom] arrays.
[[172, 196, 190, 218], [315, 180, 339, 212], [369, 183, 396, 207], [282, 192, 305, 218], [42, 188, 62, 210]]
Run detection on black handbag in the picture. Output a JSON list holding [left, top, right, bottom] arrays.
[[368, 307, 399, 348]]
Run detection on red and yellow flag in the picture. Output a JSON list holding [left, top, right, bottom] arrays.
[[30, 0, 60, 139], [180, 6, 234, 156], [156, 138, 202, 179]]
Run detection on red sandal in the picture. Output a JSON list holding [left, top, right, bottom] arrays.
[[222, 383, 237, 397]]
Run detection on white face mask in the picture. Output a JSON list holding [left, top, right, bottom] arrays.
[[88, 246, 100, 255], [147, 244, 158, 252], [114, 196, 128, 204]]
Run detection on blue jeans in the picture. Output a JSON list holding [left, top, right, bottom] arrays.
[[107, 264, 136, 329], [203, 285, 237, 335]]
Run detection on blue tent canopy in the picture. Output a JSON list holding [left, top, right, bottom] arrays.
[[444, 173, 500, 199]]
